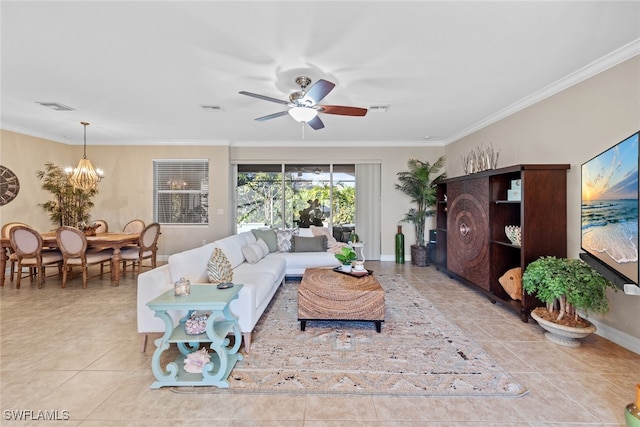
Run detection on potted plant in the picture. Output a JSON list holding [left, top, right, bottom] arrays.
[[394, 156, 446, 266], [36, 162, 98, 227], [522, 256, 617, 347], [335, 246, 357, 272]]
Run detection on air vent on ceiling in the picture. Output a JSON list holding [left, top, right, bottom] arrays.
[[368, 104, 390, 113], [37, 102, 75, 111], [201, 105, 224, 112]]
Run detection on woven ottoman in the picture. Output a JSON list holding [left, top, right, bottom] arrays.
[[297, 268, 385, 332]]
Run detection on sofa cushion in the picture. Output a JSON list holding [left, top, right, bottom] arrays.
[[241, 242, 267, 264], [213, 234, 247, 269], [255, 238, 270, 256], [291, 235, 327, 252], [238, 231, 257, 246], [251, 229, 277, 252], [207, 248, 234, 284], [276, 228, 298, 252], [168, 242, 217, 283], [268, 251, 340, 272], [231, 271, 280, 309]]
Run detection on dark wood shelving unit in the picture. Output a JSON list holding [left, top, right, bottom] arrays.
[[434, 164, 570, 321]]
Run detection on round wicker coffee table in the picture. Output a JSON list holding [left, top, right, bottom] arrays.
[[297, 268, 385, 332]]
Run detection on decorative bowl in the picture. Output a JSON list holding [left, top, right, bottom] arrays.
[[505, 225, 521, 246]]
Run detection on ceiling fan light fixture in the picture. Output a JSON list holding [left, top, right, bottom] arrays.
[[288, 107, 317, 123]]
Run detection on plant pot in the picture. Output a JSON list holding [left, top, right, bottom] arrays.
[[341, 264, 352, 273], [530, 308, 596, 348], [410, 245, 429, 267]]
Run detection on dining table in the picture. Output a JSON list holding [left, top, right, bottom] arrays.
[[1, 231, 140, 287]]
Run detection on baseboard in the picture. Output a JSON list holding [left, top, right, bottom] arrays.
[[589, 318, 640, 355]]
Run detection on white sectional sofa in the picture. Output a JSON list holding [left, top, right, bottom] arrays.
[[137, 228, 341, 353]]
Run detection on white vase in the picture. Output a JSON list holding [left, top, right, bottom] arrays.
[[341, 264, 352, 273], [530, 309, 596, 348]]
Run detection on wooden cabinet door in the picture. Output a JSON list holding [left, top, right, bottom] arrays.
[[446, 177, 491, 290]]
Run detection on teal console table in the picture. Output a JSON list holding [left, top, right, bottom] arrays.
[[146, 284, 243, 389]]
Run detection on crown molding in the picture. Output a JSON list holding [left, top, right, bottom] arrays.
[[444, 38, 640, 146]]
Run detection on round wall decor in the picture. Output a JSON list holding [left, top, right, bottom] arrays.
[[0, 165, 20, 206]]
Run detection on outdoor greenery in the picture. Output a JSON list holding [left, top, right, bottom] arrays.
[[522, 256, 616, 322], [36, 162, 98, 227], [237, 171, 355, 228], [395, 156, 446, 246]]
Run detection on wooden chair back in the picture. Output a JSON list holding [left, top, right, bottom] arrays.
[[123, 219, 145, 234]]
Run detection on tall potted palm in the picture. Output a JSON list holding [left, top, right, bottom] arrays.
[[37, 162, 98, 227], [395, 156, 446, 266]]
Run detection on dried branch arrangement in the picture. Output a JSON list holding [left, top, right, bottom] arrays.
[[461, 143, 500, 174]]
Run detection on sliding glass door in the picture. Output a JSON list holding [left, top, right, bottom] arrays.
[[236, 164, 355, 233]]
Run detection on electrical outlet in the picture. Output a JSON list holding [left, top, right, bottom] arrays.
[[201, 240, 206, 246], [217, 209, 224, 215]]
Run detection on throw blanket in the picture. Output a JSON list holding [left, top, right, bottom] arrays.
[[310, 226, 350, 254]]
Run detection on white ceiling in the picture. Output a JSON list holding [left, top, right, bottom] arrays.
[[2, 1, 639, 147]]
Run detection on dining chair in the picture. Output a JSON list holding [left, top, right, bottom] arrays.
[[9, 225, 63, 289], [2, 221, 31, 282], [56, 226, 114, 289], [86, 220, 111, 274], [122, 219, 145, 234], [121, 219, 146, 271], [94, 219, 108, 233], [120, 222, 161, 275]]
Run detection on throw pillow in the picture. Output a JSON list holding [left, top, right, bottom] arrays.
[[276, 228, 298, 252], [251, 229, 277, 252], [207, 248, 233, 284], [241, 242, 266, 265], [255, 238, 270, 256], [310, 225, 337, 244], [291, 235, 328, 252]]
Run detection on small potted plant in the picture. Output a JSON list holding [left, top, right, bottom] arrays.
[[522, 256, 617, 347], [335, 246, 357, 272]]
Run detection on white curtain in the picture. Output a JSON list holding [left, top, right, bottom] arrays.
[[355, 164, 381, 260]]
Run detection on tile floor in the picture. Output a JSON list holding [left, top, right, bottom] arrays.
[[1, 261, 639, 426]]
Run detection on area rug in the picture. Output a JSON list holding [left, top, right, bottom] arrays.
[[172, 274, 528, 397]]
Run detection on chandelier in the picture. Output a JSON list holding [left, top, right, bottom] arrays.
[[67, 122, 104, 191]]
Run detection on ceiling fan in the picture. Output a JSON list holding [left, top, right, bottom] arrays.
[[239, 76, 367, 130]]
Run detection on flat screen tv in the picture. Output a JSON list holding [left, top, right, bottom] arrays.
[[581, 131, 639, 287]]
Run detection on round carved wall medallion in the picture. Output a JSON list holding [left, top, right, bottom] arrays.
[[0, 165, 20, 206]]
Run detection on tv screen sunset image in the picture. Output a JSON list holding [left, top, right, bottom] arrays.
[[581, 132, 639, 284]]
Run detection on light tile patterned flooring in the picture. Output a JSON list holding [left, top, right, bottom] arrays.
[[1, 261, 639, 426]]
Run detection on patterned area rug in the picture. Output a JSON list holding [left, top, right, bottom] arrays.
[[172, 274, 527, 397]]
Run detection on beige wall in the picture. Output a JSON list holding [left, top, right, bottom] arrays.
[[0, 130, 445, 259], [444, 56, 640, 342], [0, 132, 232, 255]]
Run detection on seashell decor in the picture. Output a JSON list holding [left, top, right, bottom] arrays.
[[184, 348, 211, 374], [505, 225, 521, 246]]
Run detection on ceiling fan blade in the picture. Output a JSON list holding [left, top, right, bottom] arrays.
[[255, 111, 289, 121], [301, 79, 335, 105], [239, 91, 290, 106], [307, 115, 325, 130], [319, 105, 368, 116]]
